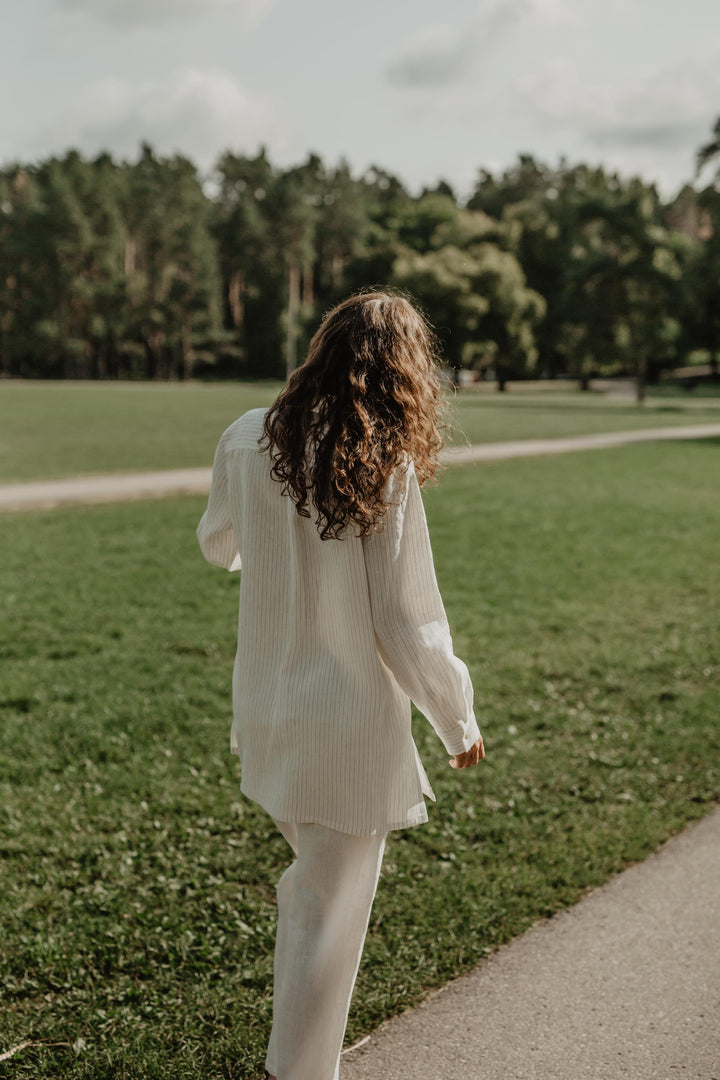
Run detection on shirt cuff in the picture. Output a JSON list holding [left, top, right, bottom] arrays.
[[442, 714, 482, 757]]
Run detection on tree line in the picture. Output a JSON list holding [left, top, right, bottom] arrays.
[[1, 129, 719, 395]]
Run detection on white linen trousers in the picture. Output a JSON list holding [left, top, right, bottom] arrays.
[[266, 820, 386, 1080]]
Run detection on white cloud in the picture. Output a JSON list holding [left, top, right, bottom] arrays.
[[386, 0, 575, 88], [512, 51, 720, 190], [386, 23, 480, 88], [521, 52, 719, 147], [55, 0, 275, 29], [11, 68, 288, 169]]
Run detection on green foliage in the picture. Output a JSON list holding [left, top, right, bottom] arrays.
[[0, 148, 223, 380], [1, 133, 720, 385], [389, 196, 544, 384], [0, 442, 718, 1077], [490, 165, 690, 395], [122, 145, 223, 380], [680, 187, 720, 366]]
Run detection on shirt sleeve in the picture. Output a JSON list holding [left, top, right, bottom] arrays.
[[197, 433, 242, 572], [362, 459, 481, 757]]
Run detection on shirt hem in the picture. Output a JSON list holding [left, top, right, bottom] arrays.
[[239, 781, 430, 836]]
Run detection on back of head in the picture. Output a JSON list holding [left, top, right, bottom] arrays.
[[262, 290, 445, 539]]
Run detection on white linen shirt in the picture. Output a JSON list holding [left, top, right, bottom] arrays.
[[197, 407, 481, 835]]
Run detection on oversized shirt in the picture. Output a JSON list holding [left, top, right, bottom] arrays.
[[197, 407, 481, 835]]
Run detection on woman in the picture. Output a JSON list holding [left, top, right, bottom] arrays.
[[197, 290, 485, 1080]]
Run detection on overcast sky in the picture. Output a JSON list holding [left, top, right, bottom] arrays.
[[2, 0, 719, 198]]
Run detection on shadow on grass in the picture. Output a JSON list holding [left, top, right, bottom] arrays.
[[666, 436, 720, 449]]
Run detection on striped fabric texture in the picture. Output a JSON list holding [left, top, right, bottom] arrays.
[[197, 408, 481, 836]]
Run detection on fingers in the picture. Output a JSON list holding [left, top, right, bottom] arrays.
[[449, 737, 485, 769]]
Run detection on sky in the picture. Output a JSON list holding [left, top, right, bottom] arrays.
[[1, 0, 719, 199]]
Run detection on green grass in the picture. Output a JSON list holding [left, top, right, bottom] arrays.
[[1, 380, 719, 483], [0, 381, 281, 483], [1, 440, 718, 1077], [449, 389, 720, 446]]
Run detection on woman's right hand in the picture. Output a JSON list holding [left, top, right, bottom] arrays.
[[449, 736, 485, 769]]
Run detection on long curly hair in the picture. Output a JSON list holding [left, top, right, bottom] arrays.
[[261, 290, 446, 540]]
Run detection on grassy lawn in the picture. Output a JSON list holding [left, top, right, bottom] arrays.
[[1, 379, 719, 483], [1, 440, 718, 1078], [0, 381, 281, 483], [450, 390, 720, 446]]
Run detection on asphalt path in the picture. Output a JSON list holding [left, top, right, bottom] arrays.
[[342, 808, 720, 1080], [2, 422, 719, 512]]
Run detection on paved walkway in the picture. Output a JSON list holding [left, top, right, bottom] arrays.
[[0, 466, 214, 512], [342, 808, 720, 1080], [1, 423, 719, 512]]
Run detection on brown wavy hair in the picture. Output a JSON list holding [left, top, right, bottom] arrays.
[[261, 290, 446, 540]]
